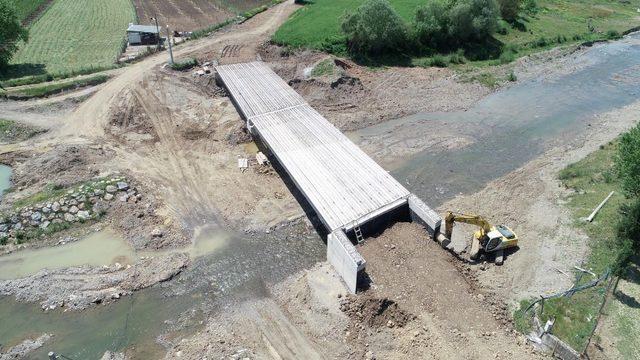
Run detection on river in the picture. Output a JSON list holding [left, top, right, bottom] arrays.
[[1, 33, 639, 359]]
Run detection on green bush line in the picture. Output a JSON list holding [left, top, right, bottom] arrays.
[[1, 74, 109, 99], [170, 58, 198, 71]]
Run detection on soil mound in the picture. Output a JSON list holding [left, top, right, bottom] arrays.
[[340, 294, 414, 328]]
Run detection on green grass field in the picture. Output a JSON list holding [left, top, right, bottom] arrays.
[[274, 0, 639, 65], [6, 0, 135, 79], [523, 140, 637, 352], [9, 0, 48, 21]]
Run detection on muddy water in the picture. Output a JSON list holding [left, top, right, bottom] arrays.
[[0, 230, 136, 280], [0, 223, 323, 359], [355, 32, 640, 207], [0, 165, 11, 200]]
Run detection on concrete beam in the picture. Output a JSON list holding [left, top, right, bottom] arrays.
[[408, 194, 442, 236], [327, 229, 365, 293]]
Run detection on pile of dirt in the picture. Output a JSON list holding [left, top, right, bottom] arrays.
[[340, 294, 414, 328]]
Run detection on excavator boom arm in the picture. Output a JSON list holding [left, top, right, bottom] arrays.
[[444, 212, 493, 239]]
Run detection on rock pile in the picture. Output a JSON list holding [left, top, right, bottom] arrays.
[[0, 177, 141, 242]]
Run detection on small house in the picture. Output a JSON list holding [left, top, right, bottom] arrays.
[[126, 24, 160, 45]]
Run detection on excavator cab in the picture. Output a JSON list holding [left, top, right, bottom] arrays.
[[444, 212, 519, 264]]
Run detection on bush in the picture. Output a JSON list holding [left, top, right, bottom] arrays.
[[522, 0, 538, 14], [170, 58, 198, 71], [497, 0, 521, 22], [414, 0, 450, 48], [606, 30, 621, 40], [616, 123, 640, 197], [341, 0, 409, 55], [448, 0, 500, 43], [0, 0, 29, 70], [615, 198, 640, 274]]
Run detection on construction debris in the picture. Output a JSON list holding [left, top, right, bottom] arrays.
[[586, 191, 614, 222], [256, 151, 268, 165]]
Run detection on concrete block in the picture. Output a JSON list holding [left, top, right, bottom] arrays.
[[408, 194, 442, 235], [327, 229, 365, 293]]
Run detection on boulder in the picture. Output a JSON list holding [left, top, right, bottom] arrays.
[[13, 222, 23, 230], [69, 206, 79, 214], [117, 182, 129, 191], [77, 211, 91, 220], [52, 202, 61, 212], [40, 221, 50, 229], [151, 228, 164, 238], [94, 189, 105, 196], [119, 193, 129, 202], [104, 193, 114, 201], [69, 199, 78, 206], [42, 207, 51, 214], [64, 213, 76, 222], [106, 185, 117, 194], [0, 224, 8, 232], [31, 212, 42, 222]]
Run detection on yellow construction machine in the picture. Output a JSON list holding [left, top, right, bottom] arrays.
[[443, 212, 519, 265]]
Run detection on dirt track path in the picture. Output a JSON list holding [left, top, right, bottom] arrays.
[[59, 0, 298, 141]]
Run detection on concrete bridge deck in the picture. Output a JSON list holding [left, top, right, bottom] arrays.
[[216, 62, 410, 233], [216, 61, 441, 292]]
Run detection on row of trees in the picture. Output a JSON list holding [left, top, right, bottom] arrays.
[[341, 0, 523, 56], [615, 123, 640, 271], [0, 0, 29, 72]]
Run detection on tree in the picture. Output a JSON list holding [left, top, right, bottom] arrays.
[[341, 0, 408, 55], [497, 0, 521, 22], [414, 1, 450, 48], [448, 0, 499, 43], [0, 0, 28, 70], [616, 123, 640, 197]]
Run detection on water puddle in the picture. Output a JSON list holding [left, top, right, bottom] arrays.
[[0, 230, 135, 280], [0, 164, 11, 200]]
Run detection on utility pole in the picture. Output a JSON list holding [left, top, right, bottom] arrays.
[[151, 17, 160, 51], [166, 25, 174, 65]]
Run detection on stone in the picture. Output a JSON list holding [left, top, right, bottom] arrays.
[[13, 222, 22, 230], [52, 202, 61, 212], [104, 193, 114, 201], [0, 224, 8, 232], [64, 213, 76, 222], [40, 221, 50, 229], [94, 189, 105, 196], [31, 212, 42, 221], [77, 211, 91, 220], [10, 215, 19, 224], [106, 185, 117, 194], [119, 193, 129, 202], [69, 199, 78, 206], [69, 206, 79, 214], [61, 206, 69, 212], [42, 207, 51, 214], [151, 228, 164, 237], [117, 182, 129, 191], [78, 202, 85, 210]]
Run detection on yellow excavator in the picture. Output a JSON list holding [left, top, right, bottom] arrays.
[[443, 212, 519, 265]]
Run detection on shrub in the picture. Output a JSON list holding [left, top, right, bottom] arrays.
[[448, 0, 499, 44], [507, 71, 517, 81], [606, 30, 621, 40], [496, 19, 509, 34], [414, 0, 450, 48], [341, 0, 409, 55], [616, 123, 640, 197], [449, 49, 467, 64], [522, 0, 538, 15], [497, 0, 521, 22], [615, 198, 640, 274], [429, 54, 448, 67], [0, 0, 29, 70], [170, 58, 198, 71]]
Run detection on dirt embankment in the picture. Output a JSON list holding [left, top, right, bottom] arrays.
[[168, 223, 541, 360]]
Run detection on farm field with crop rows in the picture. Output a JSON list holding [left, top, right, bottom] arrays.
[[8, 0, 135, 78]]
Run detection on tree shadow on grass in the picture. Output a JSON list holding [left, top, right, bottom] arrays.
[[350, 51, 413, 68], [0, 63, 47, 81]]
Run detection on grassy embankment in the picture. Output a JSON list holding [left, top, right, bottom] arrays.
[[2, 0, 135, 83], [514, 138, 639, 355], [11, 0, 49, 22], [0, 74, 109, 99], [0, 119, 44, 143], [273, 0, 639, 73]]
